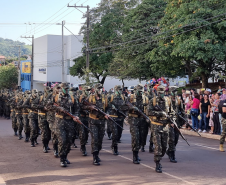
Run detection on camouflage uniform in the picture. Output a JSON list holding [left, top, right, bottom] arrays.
[[3, 90, 11, 119], [22, 91, 31, 142], [148, 85, 170, 173], [52, 83, 76, 167], [78, 86, 91, 156], [0, 90, 4, 117], [23, 89, 40, 147], [127, 84, 148, 164], [38, 87, 52, 153], [219, 100, 226, 148], [9, 93, 18, 135], [84, 83, 108, 165], [107, 85, 127, 155], [15, 92, 24, 140], [69, 87, 80, 150]]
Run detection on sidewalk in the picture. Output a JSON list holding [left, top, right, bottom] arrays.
[[181, 129, 222, 140]]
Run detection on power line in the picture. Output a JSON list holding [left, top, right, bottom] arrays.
[[64, 25, 83, 42]]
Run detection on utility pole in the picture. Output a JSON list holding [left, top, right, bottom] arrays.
[[21, 35, 34, 90], [10, 45, 21, 89], [62, 21, 65, 83], [68, 4, 90, 70]]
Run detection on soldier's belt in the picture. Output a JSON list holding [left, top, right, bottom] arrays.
[[129, 114, 139, 118], [65, 116, 72, 120], [11, 109, 14, 111], [23, 113, 29, 115], [80, 114, 89, 117], [89, 113, 105, 120], [151, 121, 164, 126], [30, 111, 38, 114], [149, 116, 167, 121], [16, 113, 22, 115], [55, 114, 63, 119], [38, 112, 46, 115], [109, 115, 118, 118]]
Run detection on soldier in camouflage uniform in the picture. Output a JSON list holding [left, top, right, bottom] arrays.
[[46, 84, 61, 158], [22, 91, 31, 142], [23, 89, 40, 147], [219, 99, 226, 152], [15, 92, 24, 140], [69, 87, 80, 151], [38, 87, 52, 153], [78, 86, 91, 156], [166, 87, 183, 163], [9, 91, 18, 136], [126, 84, 148, 164], [3, 89, 11, 119], [0, 90, 4, 117], [148, 85, 171, 173], [82, 83, 108, 166], [52, 83, 79, 167], [107, 85, 127, 155]]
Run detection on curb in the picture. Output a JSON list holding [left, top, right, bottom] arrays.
[[181, 129, 222, 141]]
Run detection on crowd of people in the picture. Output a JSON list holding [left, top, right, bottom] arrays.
[[182, 86, 226, 135]]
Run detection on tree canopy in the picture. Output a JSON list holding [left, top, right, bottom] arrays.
[[0, 64, 18, 89]]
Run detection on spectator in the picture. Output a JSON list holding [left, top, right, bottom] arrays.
[[211, 93, 221, 134], [185, 95, 193, 127], [199, 94, 210, 133], [217, 85, 223, 95], [190, 89, 195, 98], [220, 88, 226, 100], [199, 94, 203, 102], [191, 93, 200, 130]]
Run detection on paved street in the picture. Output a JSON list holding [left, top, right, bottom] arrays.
[[0, 117, 226, 185]]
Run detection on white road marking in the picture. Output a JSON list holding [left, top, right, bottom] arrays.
[[178, 140, 219, 151], [0, 176, 6, 185], [102, 149, 195, 185]]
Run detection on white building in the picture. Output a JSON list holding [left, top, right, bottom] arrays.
[[33, 34, 146, 91]]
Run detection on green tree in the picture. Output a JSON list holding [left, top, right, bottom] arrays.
[[110, 0, 166, 80], [0, 64, 18, 89], [148, 0, 226, 88], [70, 0, 137, 85]]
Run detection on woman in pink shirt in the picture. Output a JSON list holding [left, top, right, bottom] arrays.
[[190, 93, 200, 130]]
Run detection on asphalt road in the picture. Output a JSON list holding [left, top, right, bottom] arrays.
[[0, 117, 226, 185]]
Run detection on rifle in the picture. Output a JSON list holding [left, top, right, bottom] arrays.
[[126, 101, 150, 122], [83, 100, 124, 130], [54, 103, 93, 133], [173, 110, 201, 137], [156, 105, 190, 146], [113, 107, 127, 118]]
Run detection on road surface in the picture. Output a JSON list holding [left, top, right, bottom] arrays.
[[0, 117, 226, 185]]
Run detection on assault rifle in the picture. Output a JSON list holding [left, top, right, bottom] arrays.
[[113, 106, 127, 118], [82, 100, 124, 130], [156, 105, 190, 146], [126, 101, 150, 123], [172, 110, 201, 137], [54, 103, 92, 133]]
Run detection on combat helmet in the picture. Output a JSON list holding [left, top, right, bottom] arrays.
[[60, 83, 69, 94]]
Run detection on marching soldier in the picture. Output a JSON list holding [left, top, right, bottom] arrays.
[[107, 85, 127, 155], [126, 84, 148, 164], [22, 91, 31, 142], [78, 86, 91, 156], [15, 92, 24, 140]]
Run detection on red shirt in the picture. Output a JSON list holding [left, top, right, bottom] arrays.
[[192, 98, 200, 109]]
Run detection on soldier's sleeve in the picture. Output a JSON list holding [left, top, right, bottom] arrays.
[[71, 96, 80, 116]]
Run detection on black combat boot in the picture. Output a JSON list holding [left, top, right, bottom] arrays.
[[18, 131, 23, 140], [31, 139, 35, 147], [93, 151, 100, 166], [96, 151, 101, 162], [65, 154, 71, 164], [14, 128, 18, 136], [73, 142, 77, 148], [133, 151, 140, 164], [169, 151, 177, 163], [107, 133, 111, 140], [60, 156, 67, 167], [43, 143, 48, 153], [53, 144, 59, 158], [141, 145, 145, 152], [149, 143, 154, 153], [155, 161, 162, 173], [34, 138, 38, 145], [112, 146, 119, 155], [24, 133, 29, 142], [80, 145, 87, 156], [166, 150, 170, 159]]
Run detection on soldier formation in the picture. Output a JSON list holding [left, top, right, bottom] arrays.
[[0, 83, 191, 173]]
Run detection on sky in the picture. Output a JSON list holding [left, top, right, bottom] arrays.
[[0, 0, 101, 45]]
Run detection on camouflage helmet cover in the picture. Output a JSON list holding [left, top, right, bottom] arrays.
[[82, 86, 91, 91], [94, 83, 103, 90], [157, 85, 166, 93], [114, 85, 122, 91], [134, 84, 144, 91]]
